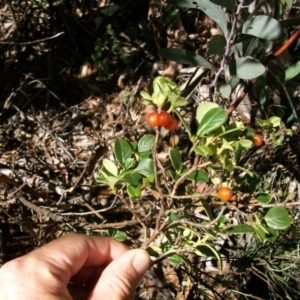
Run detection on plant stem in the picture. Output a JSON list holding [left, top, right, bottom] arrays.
[[209, 0, 245, 88]]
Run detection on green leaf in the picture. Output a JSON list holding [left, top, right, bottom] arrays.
[[124, 158, 135, 170], [123, 173, 143, 186], [114, 138, 132, 168], [284, 60, 300, 82], [208, 34, 226, 55], [113, 230, 127, 242], [209, 0, 235, 11], [196, 102, 219, 124], [268, 116, 282, 127], [134, 158, 154, 177], [100, 4, 120, 16], [126, 185, 141, 199], [218, 82, 231, 99], [200, 199, 213, 221], [256, 193, 272, 204], [152, 77, 178, 106], [264, 207, 291, 230], [265, 227, 278, 242], [168, 94, 188, 109], [194, 243, 223, 271], [170, 148, 182, 172], [194, 145, 213, 156], [168, 253, 183, 265], [254, 225, 269, 242], [158, 48, 214, 70], [280, 17, 300, 28], [242, 15, 287, 41], [197, 107, 228, 136], [187, 170, 209, 182], [226, 224, 255, 234], [103, 159, 118, 176], [140, 90, 153, 102], [236, 139, 253, 149], [168, 212, 180, 223], [228, 57, 265, 80], [138, 135, 155, 152], [167, 0, 228, 36]]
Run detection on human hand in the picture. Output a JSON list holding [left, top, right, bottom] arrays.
[[0, 233, 151, 300]]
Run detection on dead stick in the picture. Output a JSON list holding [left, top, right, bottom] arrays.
[[18, 195, 64, 222]]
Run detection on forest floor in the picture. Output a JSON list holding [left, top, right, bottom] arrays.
[[1, 1, 300, 299]]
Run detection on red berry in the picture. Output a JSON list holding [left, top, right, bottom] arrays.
[[164, 116, 178, 131], [253, 134, 263, 147], [217, 187, 233, 202], [147, 112, 159, 127], [158, 111, 172, 127]]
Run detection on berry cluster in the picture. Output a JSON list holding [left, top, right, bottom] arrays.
[[147, 111, 178, 131]]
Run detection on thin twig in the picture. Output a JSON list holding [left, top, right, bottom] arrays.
[[83, 215, 156, 230], [18, 194, 64, 222], [209, 0, 245, 88], [171, 159, 211, 196], [0, 32, 65, 45]]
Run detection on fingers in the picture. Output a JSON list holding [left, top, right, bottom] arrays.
[[26, 233, 129, 285], [88, 249, 151, 300]]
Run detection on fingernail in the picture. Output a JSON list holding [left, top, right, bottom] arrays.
[[132, 250, 151, 275]]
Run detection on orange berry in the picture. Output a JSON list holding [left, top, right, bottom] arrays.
[[147, 112, 159, 127], [253, 134, 263, 147], [164, 116, 178, 131], [217, 187, 233, 202]]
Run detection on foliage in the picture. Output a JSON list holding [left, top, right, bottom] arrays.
[[97, 76, 293, 271]]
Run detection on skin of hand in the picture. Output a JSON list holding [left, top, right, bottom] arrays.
[[0, 233, 151, 300]]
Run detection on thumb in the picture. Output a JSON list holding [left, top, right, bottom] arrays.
[[89, 249, 151, 300]]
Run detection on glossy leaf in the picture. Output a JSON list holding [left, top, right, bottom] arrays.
[[194, 145, 213, 156], [196, 102, 219, 124], [170, 148, 182, 172], [209, 0, 235, 11], [187, 170, 209, 182], [194, 243, 223, 271], [264, 207, 291, 230], [168, 253, 183, 265], [134, 158, 154, 177], [242, 15, 287, 41], [268, 116, 282, 127], [158, 48, 213, 70], [197, 107, 228, 136], [229, 57, 265, 80], [236, 139, 253, 149], [168, 93, 188, 109], [256, 193, 272, 204], [284, 60, 300, 82], [123, 173, 143, 186], [140, 90, 153, 103], [208, 34, 226, 55], [254, 225, 270, 242], [226, 224, 255, 234], [200, 199, 213, 221], [168, 212, 180, 223], [138, 135, 155, 152], [113, 230, 127, 242], [280, 17, 300, 28], [167, 0, 228, 36], [103, 159, 118, 176], [218, 82, 231, 99], [127, 185, 141, 199], [114, 138, 132, 168]]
